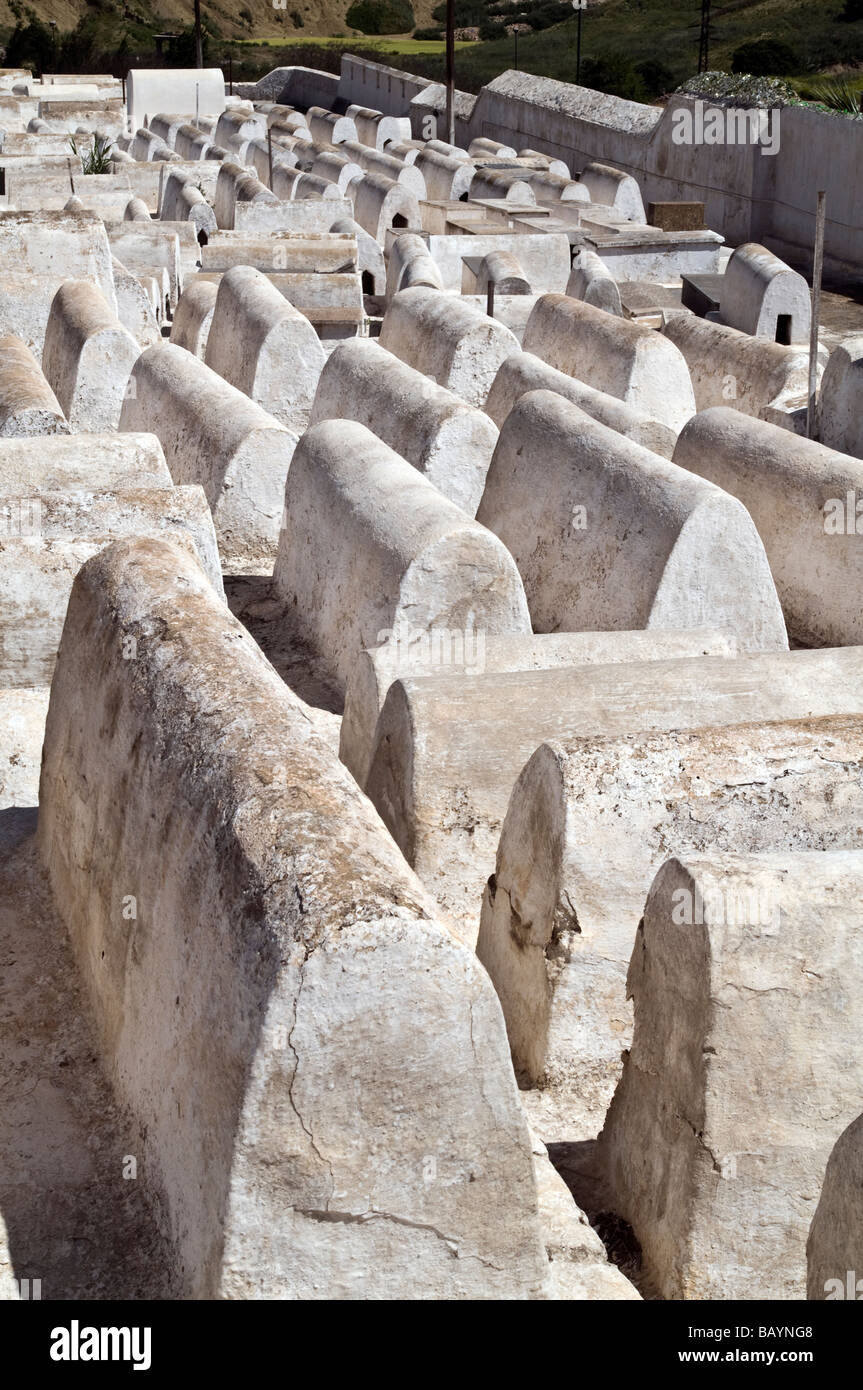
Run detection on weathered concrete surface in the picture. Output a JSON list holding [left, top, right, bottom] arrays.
[[476, 249, 530, 296], [484, 351, 676, 457], [479, 719, 863, 1145], [523, 294, 695, 432], [385, 233, 444, 301], [307, 106, 357, 145], [425, 233, 571, 297], [476, 392, 787, 653], [203, 265, 325, 435], [214, 161, 279, 232], [159, 169, 218, 241], [273, 418, 531, 699], [819, 336, 863, 461], [0, 334, 68, 436], [237, 193, 357, 237], [380, 286, 520, 408], [195, 269, 363, 338], [0, 687, 49, 810], [469, 168, 536, 204], [0, 210, 116, 312], [807, 1113, 863, 1300], [126, 69, 226, 133], [530, 1131, 640, 1300], [412, 148, 475, 202], [0, 272, 88, 358], [579, 162, 646, 222], [566, 247, 622, 316], [123, 196, 151, 222], [353, 172, 421, 242], [721, 242, 810, 344], [111, 257, 161, 349], [330, 215, 385, 295], [35, 536, 549, 1300], [214, 107, 266, 153], [342, 141, 426, 200], [0, 432, 170, 492], [156, 158, 223, 211], [41, 280, 141, 432], [311, 149, 364, 197], [105, 222, 190, 312], [169, 278, 219, 358], [0, 485, 222, 687], [661, 311, 814, 425], [364, 646, 863, 943], [674, 407, 863, 647], [120, 343, 298, 570], [310, 339, 499, 515], [346, 104, 411, 150], [601, 850, 863, 1300], [341, 628, 736, 791], [200, 233, 358, 276]]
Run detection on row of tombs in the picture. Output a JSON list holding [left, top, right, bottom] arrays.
[[1, 65, 863, 1301]]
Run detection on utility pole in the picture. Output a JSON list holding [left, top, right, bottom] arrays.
[[445, 0, 455, 145], [572, 0, 585, 85], [514, 28, 518, 71], [194, 0, 204, 68], [808, 190, 827, 440], [698, 0, 711, 74]]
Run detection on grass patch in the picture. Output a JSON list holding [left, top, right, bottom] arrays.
[[236, 34, 473, 52]]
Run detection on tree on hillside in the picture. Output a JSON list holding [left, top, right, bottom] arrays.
[[5, 16, 55, 73], [731, 38, 800, 75]]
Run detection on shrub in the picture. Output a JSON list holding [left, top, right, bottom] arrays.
[[345, 0, 415, 33], [731, 38, 800, 76], [5, 18, 55, 72], [579, 54, 648, 102], [804, 76, 863, 115], [635, 57, 675, 98], [69, 133, 114, 174], [413, 25, 443, 39], [432, 0, 484, 25]]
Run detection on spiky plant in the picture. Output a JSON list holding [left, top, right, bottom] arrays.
[[806, 77, 863, 117], [68, 134, 115, 174]]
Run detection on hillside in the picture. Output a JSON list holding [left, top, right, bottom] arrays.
[[2, 0, 861, 95], [0, 0, 440, 45]]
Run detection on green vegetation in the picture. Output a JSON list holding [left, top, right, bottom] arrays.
[[731, 39, 800, 76], [428, 0, 863, 96], [796, 73, 863, 115], [344, 0, 415, 35], [3, 0, 863, 103], [68, 133, 114, 173]]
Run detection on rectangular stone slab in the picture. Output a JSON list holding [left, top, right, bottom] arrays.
[[364, 646, 863, 943]]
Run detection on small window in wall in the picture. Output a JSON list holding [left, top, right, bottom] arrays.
[[361, 269, 374, 295], [391, 214, 408, 228], [0, 169, 5, 196], [775, 314, 792, 346], [197, 228, 208, 247]]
